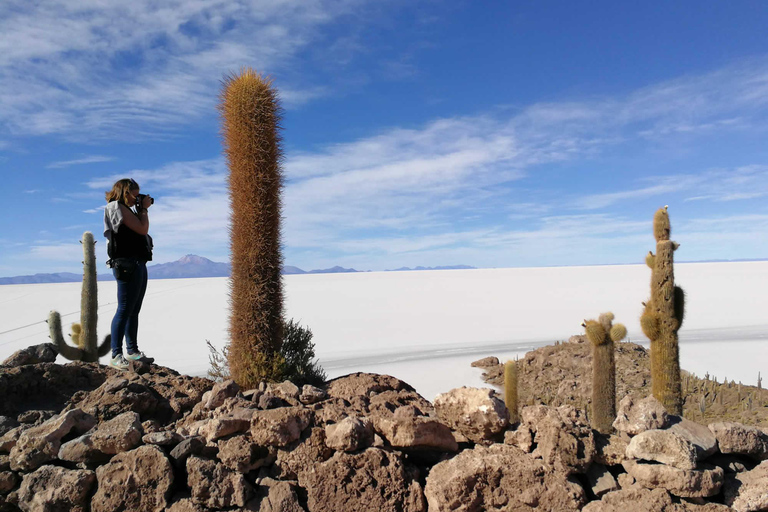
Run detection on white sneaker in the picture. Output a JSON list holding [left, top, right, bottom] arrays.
[[110, 354, 129, 370], [126, 351, 154, 363]]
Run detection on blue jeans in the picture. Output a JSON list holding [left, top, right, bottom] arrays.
[[111, 259, 148, 358]]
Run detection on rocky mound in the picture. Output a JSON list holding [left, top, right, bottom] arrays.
[[1, 343, 767, 511], [475, 338, 768, 428]]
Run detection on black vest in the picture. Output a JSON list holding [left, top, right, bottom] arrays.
[[109, 204, 153, 261]]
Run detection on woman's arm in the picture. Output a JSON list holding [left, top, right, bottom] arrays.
[[118, 203, 150, 235]]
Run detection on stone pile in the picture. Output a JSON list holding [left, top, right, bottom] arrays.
[[0, 344, 767, 511]]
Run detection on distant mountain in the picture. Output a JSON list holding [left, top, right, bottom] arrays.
[[386, 265, 476, 272], [0, 272, 84, 285], [147, 254, 230, 279], [308, 266, 359, 274]]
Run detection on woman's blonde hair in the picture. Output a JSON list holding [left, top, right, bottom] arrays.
[[105, 178, 139, 205]]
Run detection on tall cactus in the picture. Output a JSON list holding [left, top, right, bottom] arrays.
[[220, 68, 285, 388], [641, 206, 684, 415], [48, 231, 110, 362], [583, 312, 626, 434], [504, 359, 519, 424]]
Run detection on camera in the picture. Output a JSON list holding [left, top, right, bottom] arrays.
[[136, 193, 154, 207]]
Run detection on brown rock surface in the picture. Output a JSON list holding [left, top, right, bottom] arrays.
[[326, 373, 415, 401], [424, 443, 586, 511], [324, 416, 374, 452], [594, 432, 629, 466], [10, 408, 96, 471], [723, 460, 768, 512], [254, 477, 305, 512], [217, 435, 273, 473], [273, 427, 333, 481], [58, 411, 143, 463], [622, 460, 724, 498], [668, 417, 719, 460], [521, 405, 595, 474], [709, 422, 768, 458], [626, 429, 698, 469], [0, 471, 17, 494], [613, 395, 671, 435], [582, 487, 732, 512], [186, 456, 253, 509], [373, 406, 458, 452], [92, 445, 174, 512], [251, 407, 312, 447], [17, 465, 95, 512], [302, 447, 425, 512], [433, 387, 509, 444], [1, 344, 57, 368]]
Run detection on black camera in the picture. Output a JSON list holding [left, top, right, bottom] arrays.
[[136, 193, 154, 207]]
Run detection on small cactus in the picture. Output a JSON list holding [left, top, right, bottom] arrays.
[[583, 313, 626, 434], [48, 232, 110, 362], [504, 360, 519, 424]]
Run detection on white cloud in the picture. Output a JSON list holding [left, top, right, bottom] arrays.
[[47, 155, 115, 169]]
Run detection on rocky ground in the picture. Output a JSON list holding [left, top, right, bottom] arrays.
[[0, 342, 766, 512], [475, 336, 768, 427]]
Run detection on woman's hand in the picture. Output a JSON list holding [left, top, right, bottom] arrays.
[[140, 195, 153, 210], [119, 203, 150, 235]]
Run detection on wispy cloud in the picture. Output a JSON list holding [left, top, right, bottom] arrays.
[[47, 155, 115, 169]]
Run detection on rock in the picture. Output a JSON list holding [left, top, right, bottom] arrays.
[[521, 405, 595, 474], [424, 444, 586, 511], [504, 425, 534, 452], [17, 465, 95, 512], [568, 335, 587, 344], [217, 435, 273, 473], [368, 390, 435, 418], [667, 417, 718, 460], [723, 460, 768, 512], [259, 393, 289, 410], [706, 453, 754, 473], [470, 356, 499, 368], [198, 416, 251, 442], [10, 409, 96, 472], [143, 430, 184, 446], [170, 436, 205, 468], [626, 429, 698, 470], [59, 411, 143, 463], [0, 455, 8, 471], [300, 384, 327, 404], [622, 460, 724, 498], [0, 418, 18, 438], [273, 427, 334, 481], [326, 373, 415, 401], [1, 344, 58, 368], [586, 463, 619, 498], [270, 381, 300, 402], [310, 396, 370, 426], [433, 387, 509, 444], [373, 406, 458, 452], [253, 478, 305, 512], [325, 417, 374, 452], [594, 432, 629, 466], [203, 379, 240, 410], [613, 395, 670, 435], [16, 411, 55, 425], [92, 445, 174, 512], [709, 422, 768, 459], [0, 426, 30, 453], [129, 359, 151, 374], [0, 472, 17, 494], [302, 447, 426, 512], [186, 456, 253, 509], [166, 497, 207, 512], [251, 407, 312, 447], [582, 487, 676, 512]]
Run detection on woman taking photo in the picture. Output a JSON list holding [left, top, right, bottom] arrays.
[[103, 178, 154, 369]]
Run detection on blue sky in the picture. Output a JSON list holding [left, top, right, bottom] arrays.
[[1, 1, 768, 276]]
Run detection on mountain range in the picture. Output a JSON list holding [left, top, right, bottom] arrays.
[[0, 255, 476, 285]]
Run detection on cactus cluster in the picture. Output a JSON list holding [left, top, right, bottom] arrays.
[[583, 312, 627, 434], [504, 359, 519, 424], [641, 206, 684, 415], [220, 68, 285, 389], [48, 231, 111, 362]]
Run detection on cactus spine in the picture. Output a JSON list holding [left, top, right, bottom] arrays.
[[583, 312, 626, 434], [48, 231, 110, 362], [641, 206, 684, 415], [504, 360, 519, 424], [220, 68, 285, 388]]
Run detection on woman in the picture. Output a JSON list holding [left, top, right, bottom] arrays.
[[103, 178, 154, 369]]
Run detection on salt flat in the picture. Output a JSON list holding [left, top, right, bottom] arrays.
[[1, 261, 766, 401]]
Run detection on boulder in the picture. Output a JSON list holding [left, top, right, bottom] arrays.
[[301, 447, 426, 512], [586, 463, 619, 498], [258, 393, 289, 410], [17, 465, 95, 512], [186, 456, 253, 509], [17, 411, 55, 425], [613, 395, 670, 435], [373, 406, 457, 452], [251, 407, 312, 447], [0, 417, 18, 438], [626, 430, 698, 470], [10, 409, 96, 472], [169, 436, 206, 469], [91, 445, 174, 512], [582, 487, 711, 512], [142, 430, 184, 446], [368, 390, 435, 418], [622, 460, 724, 498], [270, 381, 300, 402], [594, 432, 629, 466], [709, 422, 768, 459], [0, 471, 17, 494], [166, 497, 207, 512], [273, 427, 334, 481], [202, 379, 240, 410], [300, 385, 327, 404], [433, 387, 509, 444], [723, 460, 768, 512], [58, 411, 143, 463], [311, 396, 370, 426], [667, 417, 718, 460], [1, 344, 58, 368], [217, 435, 273, 473], [0, 425, 30, 453], [325, 417, 374, 452], [254, 477, 305, 512], [470, 356, 499, 368], [197, 415, 251, 442], [425, 444, 586, 511], [521, 405, 595, 474], [326, 373, 415, 401]]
